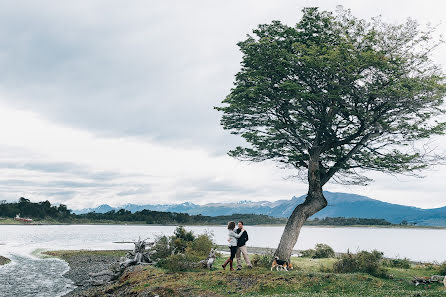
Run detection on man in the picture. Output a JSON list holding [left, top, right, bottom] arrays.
[[235, 221, 252, 270]]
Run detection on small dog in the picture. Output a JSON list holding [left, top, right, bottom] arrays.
[[271, 256, 293, 271]]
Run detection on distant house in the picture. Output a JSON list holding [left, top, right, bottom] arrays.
[[14, 214, 33, 223]]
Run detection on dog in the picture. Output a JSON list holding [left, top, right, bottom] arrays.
[[271, 256, 293, 271]]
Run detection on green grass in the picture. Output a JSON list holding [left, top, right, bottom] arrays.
[[50, 250, 446, 297]]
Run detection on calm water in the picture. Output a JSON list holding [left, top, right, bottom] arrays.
[[1, 224, 446, 296]]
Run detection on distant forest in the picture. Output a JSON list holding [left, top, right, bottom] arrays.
[[0, 198, 393, 226]]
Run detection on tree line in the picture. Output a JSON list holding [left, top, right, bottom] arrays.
[[0, 198, 393, 226], [0, 197, 70, 220], [306, 217, 391, 226]]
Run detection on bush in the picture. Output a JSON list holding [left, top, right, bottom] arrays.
[[300, 249, 316, 258], [151, 235, 173, 260], [313, 244, 335, 258], [437, 262, 446, 275], [152, 227, 216, 272], [174, 226, 195, 242], [383, 258, 411, 269], [186, 232, 215, 258], [251, 251, 275, 268], [333, 250, 389, 278], [160, 254, 201, 272], [300, 243, 335, 259]]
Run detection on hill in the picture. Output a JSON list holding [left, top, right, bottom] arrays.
[[73, 191, 446, 227]]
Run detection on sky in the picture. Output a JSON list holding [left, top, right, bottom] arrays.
[[0, 0, 445, 209]]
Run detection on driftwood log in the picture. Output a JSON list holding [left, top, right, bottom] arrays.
[[195, 248, 216, 269], [412, 275, 446, 286], [88, 238, 154, 285], [89, 239, 217, 286]]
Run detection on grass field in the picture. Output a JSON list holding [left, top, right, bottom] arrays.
[[46, 250, 446, 297]]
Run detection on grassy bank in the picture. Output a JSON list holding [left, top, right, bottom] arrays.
[[47, 249, 446, 297], [44, 249, 127, 259], [0, 255, 11, 265]]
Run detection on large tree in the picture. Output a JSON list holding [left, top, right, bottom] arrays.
[[216, 7, 446, 260]]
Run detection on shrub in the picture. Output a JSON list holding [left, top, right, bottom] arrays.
[[333, 250, 389, 278], [160, 254, 201, 272], [174, 226, 195, 242], [151, 235, 173, 260], [437, 262, 446, 275], [383, 258, 411, 269], [251, 251, 275, 268], [300, 249, 316, 258], [153, 227, 216, 272], [313, 244, 335, 258], [186, 232, 215, 258], [300, 243, 335, 259]]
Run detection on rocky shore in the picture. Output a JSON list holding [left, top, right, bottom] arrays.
[[44, 250, 128, 297], [46, 247, 276, 296], [42, 247, 446, 297]]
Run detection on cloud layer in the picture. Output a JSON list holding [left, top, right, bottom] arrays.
[[0, 0, 445, 209]]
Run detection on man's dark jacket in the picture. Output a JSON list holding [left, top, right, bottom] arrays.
[[236, 228, 248, 247]]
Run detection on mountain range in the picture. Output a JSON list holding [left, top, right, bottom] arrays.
[[72, 191, 446, 226]]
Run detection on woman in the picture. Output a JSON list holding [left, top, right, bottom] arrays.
[[222, 221, 245, 271]]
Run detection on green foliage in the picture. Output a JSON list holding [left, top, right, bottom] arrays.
[[1, 199, 288, 225], [300, 249, 316, 258], [315, 244, 335, 258], [383, 258, 411, 269], [334, 250, 389, 278], [78, 210, 286, 225], [174, 226, 195, 241], [160, 253, 201, 273], [0, 197, 71, 220], [436, 262, 446, 275], [152, 227, 216, 272], [300, 243, 335, 259], [251, 251, 275, 268], [151, 235, 173, 260], [216, 7, 446, 186], [186, 233, 215, 258]]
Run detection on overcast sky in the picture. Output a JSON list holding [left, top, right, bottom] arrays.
[[0, 0, 445, 209]]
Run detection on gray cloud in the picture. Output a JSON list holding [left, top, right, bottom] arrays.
[[0, 0, 258, 153], [117, 186, 152, 197], [0, 0, 445, 208]]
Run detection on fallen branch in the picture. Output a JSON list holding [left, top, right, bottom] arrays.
[[88, 238, 154, 285]]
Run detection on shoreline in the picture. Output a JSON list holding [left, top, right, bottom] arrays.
[[43, 248, 446, 297]]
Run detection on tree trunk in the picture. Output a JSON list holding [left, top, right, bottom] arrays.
[[275, 148, 327, 261]]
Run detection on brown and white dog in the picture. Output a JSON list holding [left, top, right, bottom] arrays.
[[271, 256, 293, 271]]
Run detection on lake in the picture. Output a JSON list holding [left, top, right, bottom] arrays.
[[1, 224, 446, 297]]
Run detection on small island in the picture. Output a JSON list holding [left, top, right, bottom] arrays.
[[0, 255, 10, 266]]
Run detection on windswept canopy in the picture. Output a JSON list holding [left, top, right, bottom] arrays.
[[216, 7, 446, 185]]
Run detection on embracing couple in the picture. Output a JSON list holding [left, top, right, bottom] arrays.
[[222, 221, 252, 271]]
